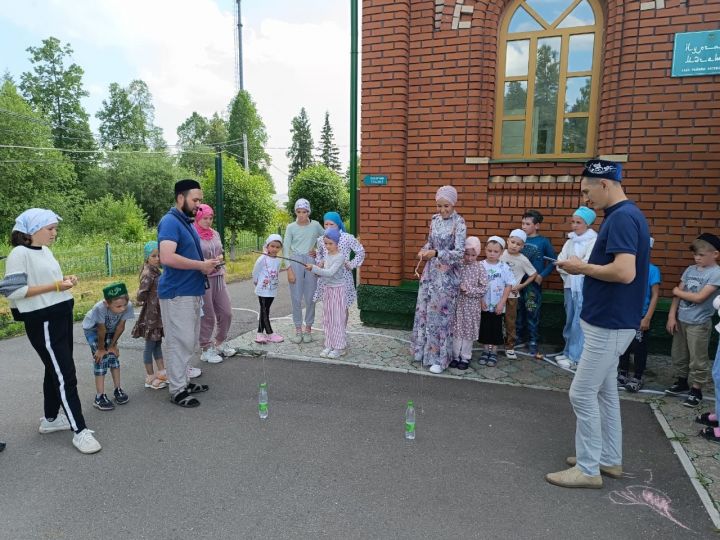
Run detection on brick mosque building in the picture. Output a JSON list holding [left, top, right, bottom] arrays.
[[356, 0, 720, 343]]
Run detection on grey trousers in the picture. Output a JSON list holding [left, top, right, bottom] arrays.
[[288, 255, 318, 329], [160, 296, 202, 396], [570, 321, 635, 476]]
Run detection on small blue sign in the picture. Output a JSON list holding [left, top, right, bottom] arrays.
[[672, 30, 720, 77], [363, 175, 388, 186]]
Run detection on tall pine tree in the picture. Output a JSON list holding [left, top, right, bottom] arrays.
[[318, 111, 341, 173], [287, 107, 314, 185]]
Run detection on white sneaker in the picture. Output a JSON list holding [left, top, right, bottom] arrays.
[[554, 354, 569, 362], [320, 348, 332, 358], [557, 358, 574, 369], [72, 429, 102, 454], [429, 364, 444, 374], [187, 366, 202, 379], [39, 414, 71, 434], [505, 349, 517, 359], [201, 348, 224, 364], [327, 349, 342, 359], [216, 343, 237, 357]]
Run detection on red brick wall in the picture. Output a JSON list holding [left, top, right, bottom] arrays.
[[360, 0, 720, 295]]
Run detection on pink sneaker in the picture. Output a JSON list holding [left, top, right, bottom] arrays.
[[255, 333, 268, 344], [267, 333, 284, 343]]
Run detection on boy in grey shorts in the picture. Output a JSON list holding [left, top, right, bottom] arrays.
[[665, 233, 720, 407]]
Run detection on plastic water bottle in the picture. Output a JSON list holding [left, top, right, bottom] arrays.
[[258, 383, 268, 419], [405, 400, 416, 440]]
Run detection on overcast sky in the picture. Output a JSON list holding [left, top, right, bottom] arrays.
[[0, 0, 354, 195]]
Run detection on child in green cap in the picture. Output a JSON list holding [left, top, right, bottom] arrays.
[[82, 282, 135, 410]]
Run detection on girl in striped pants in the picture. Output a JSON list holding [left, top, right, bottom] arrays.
[[306, 229, 348, 359]]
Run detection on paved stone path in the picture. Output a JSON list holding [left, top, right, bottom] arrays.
[[227, 302, 720, 526]]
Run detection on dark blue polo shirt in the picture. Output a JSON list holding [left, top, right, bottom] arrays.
[[581, 200, 650, 329], [157, 208, 206, 299]]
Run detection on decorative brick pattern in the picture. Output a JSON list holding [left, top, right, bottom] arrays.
[[361, 0, 720, 297]]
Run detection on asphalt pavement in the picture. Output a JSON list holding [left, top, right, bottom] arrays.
[[0, 275, 714, 539]]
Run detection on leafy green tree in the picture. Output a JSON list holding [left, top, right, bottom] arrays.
[[504, 81, 527, 116], [227, 90, 272, 189], [287, 107, 314, 185], [532, 43, 560, 154], [96, 79, 165, 150], [318, 111, 341, 173], [0, 78, 81, 232], [177, 111, 213, 175], [287, 164, 349, 223], [19, 36, 97, 180], [81, 152, 183, 224], [201, 155, 275, 241], [79, 194, 148, 242], [562, 78, 592, 153], [206, 113, 229, 145]]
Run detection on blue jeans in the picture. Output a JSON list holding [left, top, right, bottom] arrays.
[[570, 321, 635, 476], [562, 289, 584, 363], [517, 281, 541, 345], [713, 341, 720, 421]]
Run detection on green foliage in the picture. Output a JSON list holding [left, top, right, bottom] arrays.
[[79, 194, 148, 242], [226, 90, 273, 191], [176, 111, 226, 177], [0, 79, 79, 232], [96, 79, 165, 150], [532, 43, 560, 154], [202, 155, 275, 236], [287, 107, 314, 185], [287, 164, 349, 222], [19, 36, 97, 181], [318, 111, 341, 173], [80, 152, 184, 224]]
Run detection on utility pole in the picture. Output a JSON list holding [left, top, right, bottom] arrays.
[[215, 146, 225, 247], [349, 0, 358, 237], [236, 0, 244, 90], [242, 133, 249, 170]]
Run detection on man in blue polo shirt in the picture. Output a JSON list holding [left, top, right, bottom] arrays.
[[158, 179, 222, 407], [546, 159, 650, 489]]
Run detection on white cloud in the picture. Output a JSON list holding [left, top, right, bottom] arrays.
[[2, 0, 352, 195]]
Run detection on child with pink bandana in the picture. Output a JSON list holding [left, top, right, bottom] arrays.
[[450, 236, 488, 370]]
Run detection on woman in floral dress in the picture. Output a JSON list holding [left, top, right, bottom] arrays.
[[411, 185, 467, 374]]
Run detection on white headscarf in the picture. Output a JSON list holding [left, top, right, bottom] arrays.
[[13, 209, 62, 235]]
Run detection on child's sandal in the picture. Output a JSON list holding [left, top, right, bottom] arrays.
[[144, 376, 167, 390]]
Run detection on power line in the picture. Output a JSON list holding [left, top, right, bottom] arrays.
[[0, 109, 249, 151], [0, 144, 215, 157]]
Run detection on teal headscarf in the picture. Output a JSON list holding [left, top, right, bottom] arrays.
[[144, 241, 158, 261], [323, 212, 345, 232]]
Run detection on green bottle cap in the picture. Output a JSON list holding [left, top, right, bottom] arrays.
[[407, 400, 414, 406], [260, 383, 267, 388]]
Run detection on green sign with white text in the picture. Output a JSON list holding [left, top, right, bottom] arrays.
[[672, 30, 720, 77]]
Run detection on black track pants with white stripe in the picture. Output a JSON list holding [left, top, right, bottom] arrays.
[[24, 303, 87, 434]]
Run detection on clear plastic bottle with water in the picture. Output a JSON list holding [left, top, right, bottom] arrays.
[[258, 383, 268, 419], [405, 400, 416, 440]]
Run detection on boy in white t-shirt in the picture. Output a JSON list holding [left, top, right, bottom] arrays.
[[500, 229, 537, 359]]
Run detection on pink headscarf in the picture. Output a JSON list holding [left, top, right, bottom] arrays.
[[435, 185, 458, 206], [193, 204, 215, 240], [465, 236, 482, 257]]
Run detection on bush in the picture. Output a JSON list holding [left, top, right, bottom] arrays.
[[79, 194, 148, 242], [287, 164, 349, 223]]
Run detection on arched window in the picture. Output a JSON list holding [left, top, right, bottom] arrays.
[[494, 0, 603, 159]]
